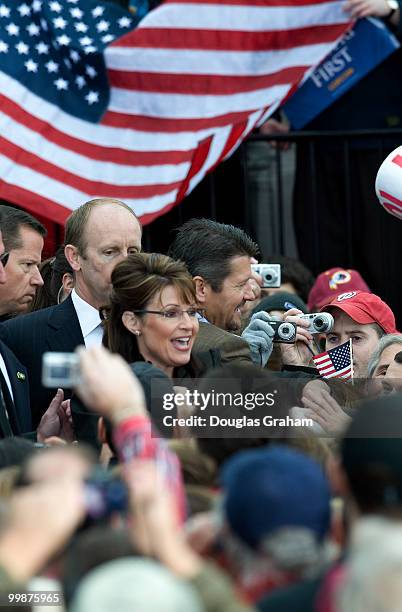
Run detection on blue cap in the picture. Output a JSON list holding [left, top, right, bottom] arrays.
[[222, 445, 331, 549]]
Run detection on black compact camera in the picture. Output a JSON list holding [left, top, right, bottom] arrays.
[[270, 321, 297, 343]]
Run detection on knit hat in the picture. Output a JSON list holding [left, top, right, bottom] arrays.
[[222, 445, 330, 550]]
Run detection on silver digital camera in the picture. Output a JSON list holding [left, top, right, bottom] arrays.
[[251, 263, 281, 288], [42, 352, 81, 388], [270, 321, 297, 343], [299, 312, 334, 334]]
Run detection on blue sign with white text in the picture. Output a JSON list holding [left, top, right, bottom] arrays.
[[283, 18, 400, 129]]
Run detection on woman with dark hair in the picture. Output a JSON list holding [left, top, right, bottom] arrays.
[[28, 246, 74, 312], [102, 253, 219, 377], [50, 245, 74, 305]]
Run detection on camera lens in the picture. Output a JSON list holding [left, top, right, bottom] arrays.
[[278, 323, 295, 341], [314, 316, 325, 330]]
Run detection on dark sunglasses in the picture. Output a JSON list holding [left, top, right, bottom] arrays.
[[0, 252, 9, 267]]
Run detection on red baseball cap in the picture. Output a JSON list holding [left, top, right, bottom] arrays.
[[320, 291, 397, 334], [308, 268, 370, 311]]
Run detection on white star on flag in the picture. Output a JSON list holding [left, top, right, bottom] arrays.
[[49, 1, 62, 13], [36, 42, 49, 55], [74, 22, 87, 33], [54, 77, 68, 90], [96, 20, 109, 33], [25, 59, 38, 72], [85, 65, 96, 78], [17, 4, 31, 17], [118, 16, 131, 28], [53, 16, 67, 29], [85, 90, 99, 105], [92, 6, 104, 18], [15, 41, 29, 54], [69, 50, 80, 62], [70, 8, 83, 19], [79, 36, 93, 47], [75, 75, 85, 88], [6, 23, 19, 36], [26, 23, 40, 36], [45, 60, 58, 73], [0, 5, 11, 18], [57, 34, 71, 46]]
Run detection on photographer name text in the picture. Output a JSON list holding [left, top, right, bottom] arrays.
[[162, 414, 314, 429]]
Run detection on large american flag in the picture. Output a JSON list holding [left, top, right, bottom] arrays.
[[0, 0, 352, 225], [312, 339, 353, 380]]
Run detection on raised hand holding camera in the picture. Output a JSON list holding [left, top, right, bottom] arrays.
[[280, 307, 315, 366]]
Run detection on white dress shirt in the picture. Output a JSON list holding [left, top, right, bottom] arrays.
[[71, 289, 103, 348], [0, 353, 13, 401], [196, 311, 209, 324]]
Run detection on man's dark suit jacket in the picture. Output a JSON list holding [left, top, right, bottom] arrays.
[[0, 339, 31, 435], [0, 296, 83, 428]]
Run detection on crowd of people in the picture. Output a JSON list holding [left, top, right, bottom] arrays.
[[0, 197, 398, 611], [0, 0, 400, 609]]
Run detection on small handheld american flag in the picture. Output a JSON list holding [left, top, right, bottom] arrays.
[[312, 339, 353, 380]]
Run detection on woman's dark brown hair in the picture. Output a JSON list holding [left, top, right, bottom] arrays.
[[28, 246, 73, 312], [102, 252, 196, 363]]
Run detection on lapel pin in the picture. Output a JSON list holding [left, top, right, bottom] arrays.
[[16, 371, 25, 381]]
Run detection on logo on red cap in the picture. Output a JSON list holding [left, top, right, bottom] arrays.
[[329, 270, 352, 290], [336, 291, 357, 302]]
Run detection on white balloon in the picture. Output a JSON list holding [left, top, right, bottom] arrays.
[[375, 146, 402, 220]]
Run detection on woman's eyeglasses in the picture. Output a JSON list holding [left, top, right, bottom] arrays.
[[0, 252, 9, 268], [131, 307, 205, 320]]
